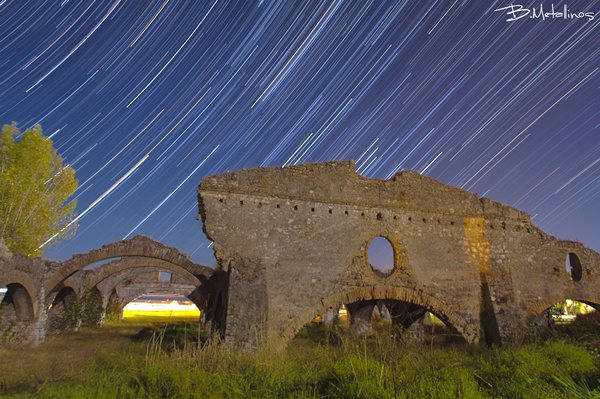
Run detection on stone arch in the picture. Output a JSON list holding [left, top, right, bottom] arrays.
[[528, 289, 600, 319], [82, 258, 202, 291], [2, 283, 35, 322], [51, 286, 77, 309], [46, 235, 212, 296], [275, 285, 478, 352], [0, 270, 38, 321], [97, 267, 197, 310]]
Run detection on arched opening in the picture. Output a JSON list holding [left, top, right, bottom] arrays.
[[368, 236, 394, 277], [533, 299, 598, 340], [566, 253, 583, 282], [290, 292, 469, 351], [48, 287, 104, 331], [535, 300, 596, 325], [0, 283, 35, 323], [49, 287, 77, 313], [345, 299, 466, 344], [122, 291, 200, 323]]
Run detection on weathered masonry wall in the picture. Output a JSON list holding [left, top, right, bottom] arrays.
[[198, 161, 600, 351], [0, 236, 219, 344]]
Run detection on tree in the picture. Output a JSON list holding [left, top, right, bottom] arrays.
[[0, 123, 78, 257]]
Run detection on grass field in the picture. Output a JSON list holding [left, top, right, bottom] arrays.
[[1, 313, 599, 398]]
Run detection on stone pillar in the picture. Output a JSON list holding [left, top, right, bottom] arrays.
[[384, 300, 427, 338], [346, 300, 377, 335], [323, 308, 337, 325], [376, 300, 391, 320], [29, 259, 52, 345], [222, 256, 268, 350], [407, 316, 425, 343]]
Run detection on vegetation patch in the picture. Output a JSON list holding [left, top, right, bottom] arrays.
[[1, 314, 600, 398]]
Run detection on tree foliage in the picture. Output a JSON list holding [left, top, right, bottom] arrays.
[[0, 123, 78, 257]]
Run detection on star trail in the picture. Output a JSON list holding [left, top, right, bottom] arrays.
[[1, 0, 599, 266]]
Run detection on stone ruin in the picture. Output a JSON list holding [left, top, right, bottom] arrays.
[[197, 160, 600, 351], [1, 160, 599, 350], [0, 235, 220, 343]]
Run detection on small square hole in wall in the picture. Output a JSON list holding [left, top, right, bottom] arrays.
[[240, 201, 244, 205], [345, 211, 348, 215], [276, 204, 280, 208], [219, 198, 223, 203], [294, 205, 298, 211], [311, 208, 315, 212], [329, 209, 332, 214]]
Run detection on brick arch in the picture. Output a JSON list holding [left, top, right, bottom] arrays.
[[51, 286, 77, 306], [275, 285, 479, 352], [91, 266, 198, 310], [0, 270, 39, 321], [527, 288, 600, 318], [46, 235, 213, 295], [83, 258, 202, 291]]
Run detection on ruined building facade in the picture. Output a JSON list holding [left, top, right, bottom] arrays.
[[198, 161, 600, 351]]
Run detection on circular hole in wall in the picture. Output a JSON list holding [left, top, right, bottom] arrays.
[[368, 236, 394, 277], [566, 253, 583, 282]]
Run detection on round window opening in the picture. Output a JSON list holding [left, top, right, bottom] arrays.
[[566, 253, 583, 282], [368, 236, 394, 277]]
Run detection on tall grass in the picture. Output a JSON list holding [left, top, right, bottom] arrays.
[[1, 315, 600, 398]]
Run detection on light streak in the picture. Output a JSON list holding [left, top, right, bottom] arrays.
[[130, 0, 170, 47], [40, 155, 148, 248], [462, 67, 600, 189], [26, 0, 122, 92], [554, 157, 600, 195], [123, 145, 219, 238], [429, 0, 459, 35]]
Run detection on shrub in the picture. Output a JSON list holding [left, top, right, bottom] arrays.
[[50, 289, 104, 331]]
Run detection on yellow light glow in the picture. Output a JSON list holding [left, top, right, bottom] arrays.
[[123, 300, 200, 320]]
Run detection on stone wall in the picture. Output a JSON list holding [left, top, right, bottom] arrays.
[[0, 238, 59, 344], [198, 161, 600, 351]]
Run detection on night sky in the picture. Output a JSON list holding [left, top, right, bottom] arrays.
[[1, 0, 599, 268]]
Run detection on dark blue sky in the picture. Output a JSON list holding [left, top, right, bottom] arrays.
[[1, 1, 599, 267]]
